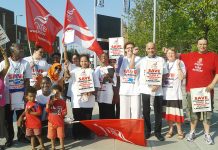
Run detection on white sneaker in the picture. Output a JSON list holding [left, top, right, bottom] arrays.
[[64, 117, 74, 123], [204, 134, 214, 145], [186, 132, 195, 142]]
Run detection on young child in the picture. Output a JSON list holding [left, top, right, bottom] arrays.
[[20, 86, 45, 150], [46, 85, 67, 150]]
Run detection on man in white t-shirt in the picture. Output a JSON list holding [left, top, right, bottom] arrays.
[[36, 77, 52, 121], [0, 43, 32, 147], [131, 42, 168, 141], [23, 46, 49, 88]]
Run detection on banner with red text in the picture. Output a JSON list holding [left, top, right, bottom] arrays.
[[144, 60, 163, 85], [80, 119, 146, 146], [25, 0, 63, 54], [109, 37, 124, 59], [75, 68, 95, 93], [190, 87, 212, 112]]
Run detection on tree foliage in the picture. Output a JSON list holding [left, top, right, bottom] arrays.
[[126, 0, 218, 55]]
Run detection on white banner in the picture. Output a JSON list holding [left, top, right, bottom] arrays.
[[75, 68, 95, 94], [190, 87, 212, 112], [63, 29, 75, 45], [109, 37, 124, 59], [0, 25, 10, 46], [144, 60, 163, 85]]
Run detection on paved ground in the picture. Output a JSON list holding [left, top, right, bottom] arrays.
[[0, 87, 218, 150]]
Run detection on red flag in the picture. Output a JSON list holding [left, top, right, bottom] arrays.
[[63, 0, 103, 56], [25, 0, 63, 54], [80, 119, 146, 146]]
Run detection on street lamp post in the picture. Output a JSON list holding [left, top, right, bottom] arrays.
[[15, 14, 23, 43]]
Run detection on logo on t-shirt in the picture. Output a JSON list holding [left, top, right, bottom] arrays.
[[51, 105, 62, 115], [192, 58, 203, 72], [163, 73, 175, 88], [122, 69, 137, 84]]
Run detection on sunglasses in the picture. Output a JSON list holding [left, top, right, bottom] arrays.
[[55, 66, 61, 71]]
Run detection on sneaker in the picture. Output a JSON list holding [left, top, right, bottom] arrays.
[[186, 132, 195, 142], [204, 134, 214, 145]]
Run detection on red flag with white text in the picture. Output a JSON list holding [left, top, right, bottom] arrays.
[[63, 0, 103, 56], [25, 0, 63, 54], [80, 119, 146, 146]]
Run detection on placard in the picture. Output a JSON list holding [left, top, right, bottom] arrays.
[[63, 29, 75, 45], [75, 68, 95, 94], [144, 60, 163, 85], [0, 25, 10, 46], [109, 37, 124, 59], [190, 87, 212, 112]]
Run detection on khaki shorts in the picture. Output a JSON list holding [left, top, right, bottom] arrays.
[[26, 128, 41, 137], [186, 93, 213, 124]]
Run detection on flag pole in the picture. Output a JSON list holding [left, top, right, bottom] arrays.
[[28, 40, 33, 57], [60, 44, 64, 64], [153, 0, 156, 43], [93, 0, 97, 68]]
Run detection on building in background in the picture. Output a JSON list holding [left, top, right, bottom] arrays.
[[97, 14, 121, 52]]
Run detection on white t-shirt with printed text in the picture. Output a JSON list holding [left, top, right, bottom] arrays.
[[95, 65, 117, 104], [138, 56, 168, 96], [163, 59, 186, 100], [119, 56, 141, 96], [23, 56, 49, 86], [0, 58, 32, 109]]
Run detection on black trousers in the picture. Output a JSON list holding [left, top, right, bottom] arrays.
[[142, 94, 163, 135], [98, 103, 115, 119], [4, 104, 25, 141], [72, 108, 93, 139]]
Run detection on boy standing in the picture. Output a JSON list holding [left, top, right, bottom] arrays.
[[46, 85, 67, 150], [19, 86, 45, 150]]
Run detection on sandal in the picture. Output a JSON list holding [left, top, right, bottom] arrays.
[[177, 132, 184, 140], [39, 146, 46, 150], [165, 132, 173, 138]]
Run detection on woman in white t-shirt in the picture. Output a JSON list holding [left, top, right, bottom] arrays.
[[23, 46, 49, 88], [95, 53, 116, 119], [70, 54, 100, 139], [162, 48, 186, 139], [119, 42, 141, 119]]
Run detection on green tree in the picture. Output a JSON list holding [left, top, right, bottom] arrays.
[[126, 0, 218, 54]]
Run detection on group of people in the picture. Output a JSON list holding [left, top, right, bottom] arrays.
[[118, 38, 217, 144], [119, 38, 218, 145], [0, 37, 217, 150]]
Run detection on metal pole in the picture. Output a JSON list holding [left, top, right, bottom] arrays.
[[153, 0, 156, 43], [93, 0, 97, 68], [2, 13, 6, 49], [121, 0, 124, 37], [15, 15, 18, 43], [15, 15, 23, 43]]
